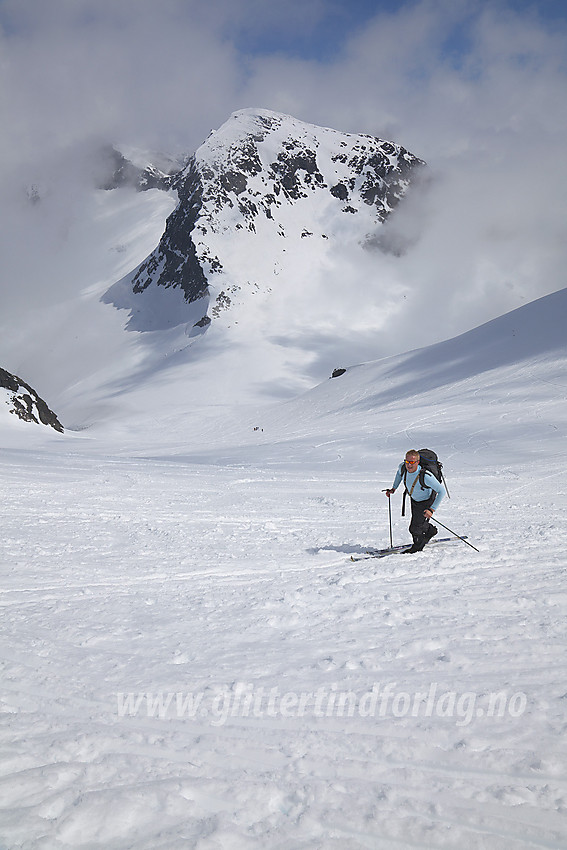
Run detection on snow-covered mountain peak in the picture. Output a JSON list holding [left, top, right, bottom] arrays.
[[197, 108, 341, 170], [196, 107, 400, 174], [194, 106, 420, 228], [197, 108, 286, 165], [104, 108, 424, 335]]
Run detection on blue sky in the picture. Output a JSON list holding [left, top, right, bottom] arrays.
[[231, 0, 567, 63], [231, 0, 407, 61]]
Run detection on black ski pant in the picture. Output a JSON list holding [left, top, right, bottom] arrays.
[[409, 494, 436, 542]]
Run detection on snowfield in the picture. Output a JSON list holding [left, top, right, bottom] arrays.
[[1, 291, 567, 848]]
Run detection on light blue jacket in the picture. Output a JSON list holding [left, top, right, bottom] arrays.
[[391, 463, 446, 510]]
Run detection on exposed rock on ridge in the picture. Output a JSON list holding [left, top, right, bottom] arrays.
[[130, 159, 208, 301], [0, 368, 64, 432]]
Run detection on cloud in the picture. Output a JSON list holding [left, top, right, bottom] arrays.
[[0, 0, 244, 169]]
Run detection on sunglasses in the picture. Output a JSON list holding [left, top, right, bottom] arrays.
[[405, 459, 418, 464]]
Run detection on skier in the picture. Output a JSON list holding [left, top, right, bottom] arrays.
[[385, 450, 446, 553]]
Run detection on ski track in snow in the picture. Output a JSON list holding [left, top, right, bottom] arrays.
[[1, 425, 567, 849]]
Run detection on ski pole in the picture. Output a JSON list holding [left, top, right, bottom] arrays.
[[382, 489, 393, 548], [430, 517, 480, 552]]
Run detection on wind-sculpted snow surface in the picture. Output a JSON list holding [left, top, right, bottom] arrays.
[[1, 291, 567, 847]]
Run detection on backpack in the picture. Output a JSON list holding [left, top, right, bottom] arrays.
[[401, 448, 449, 516], [416, 448, 444, 487]]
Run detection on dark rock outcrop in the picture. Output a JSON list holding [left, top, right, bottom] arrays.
[[131, 160, 208, 301], [0, 368, 64, 432]]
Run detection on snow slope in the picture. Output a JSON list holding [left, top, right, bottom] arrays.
[[1, 287, 567, 848]]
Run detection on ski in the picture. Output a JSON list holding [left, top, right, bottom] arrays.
[[350, 536, 467, 561]]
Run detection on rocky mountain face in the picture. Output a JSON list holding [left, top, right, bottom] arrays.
[[103, 109, 425, 332], [0, 368, 64, 432]]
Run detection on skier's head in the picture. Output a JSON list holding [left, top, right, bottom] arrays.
[[404, 450, 420, 468]]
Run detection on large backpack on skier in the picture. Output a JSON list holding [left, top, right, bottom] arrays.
[[402, 448, 449, 516]]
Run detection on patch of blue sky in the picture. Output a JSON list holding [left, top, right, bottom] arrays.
[[232, 0, 411, 62], [233, 0, 567, 65], [439, 1, 567, 79], [505, 0, 567, 21]]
